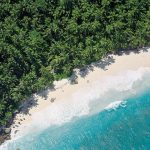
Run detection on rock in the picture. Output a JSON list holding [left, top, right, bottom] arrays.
[[30, 101, 33, 105], [0, 133, 11, 144], [70, 77, 78, 84], [0, 127, 3, 133], [50, 98, 56, 103], [14, 110, 19, 114], [72, 80, 78, 84], [4, 128, 11, 134], [14, 130, 18, 134], [69, 74, 78, 84]]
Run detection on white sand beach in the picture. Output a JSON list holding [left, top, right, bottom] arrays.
[[10, 48, 150, 139]]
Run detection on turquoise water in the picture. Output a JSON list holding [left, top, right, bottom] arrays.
[[5, 89, 150, 150], [2, 69, 150, 150]]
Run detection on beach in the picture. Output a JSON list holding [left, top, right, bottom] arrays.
[[8, 48, 150, 139]]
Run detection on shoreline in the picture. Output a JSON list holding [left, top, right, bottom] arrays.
[[1, 47, 150, 145]]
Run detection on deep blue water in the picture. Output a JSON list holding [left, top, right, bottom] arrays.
[[5, 88, 150, 150]]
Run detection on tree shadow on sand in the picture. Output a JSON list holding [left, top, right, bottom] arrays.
[[18, 84, 56, 115], [78, 46, 150, 78], [115, 46, 149, 56], [16, 47, 150, 115], [78, 55, 115, 78]]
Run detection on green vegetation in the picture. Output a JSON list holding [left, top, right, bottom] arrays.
[[0, 0, 150, 126]]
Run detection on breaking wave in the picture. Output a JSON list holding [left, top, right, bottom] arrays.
[[1, 67, 150, 150]]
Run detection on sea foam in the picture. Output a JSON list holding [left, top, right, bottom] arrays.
[[14, 68, 150, 137], [105, 101, 127, 111], [1, 67, 150, 150]]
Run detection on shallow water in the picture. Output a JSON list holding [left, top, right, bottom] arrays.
[[1, 68, 150, 150]]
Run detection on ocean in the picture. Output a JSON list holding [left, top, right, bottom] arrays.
[[1, 68, 150, 150]]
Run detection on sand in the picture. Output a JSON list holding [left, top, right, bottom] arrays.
[[10, 47, 150, 138]]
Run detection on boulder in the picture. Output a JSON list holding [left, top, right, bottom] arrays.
[[14, 110, 19, 114], [69, 74, 78, 84], [71, 79, 78, 84], [4, 128, 11, 134], [50, 98, 56, 103]]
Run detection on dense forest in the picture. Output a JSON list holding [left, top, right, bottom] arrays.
[[0, 0, 150, 126]]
